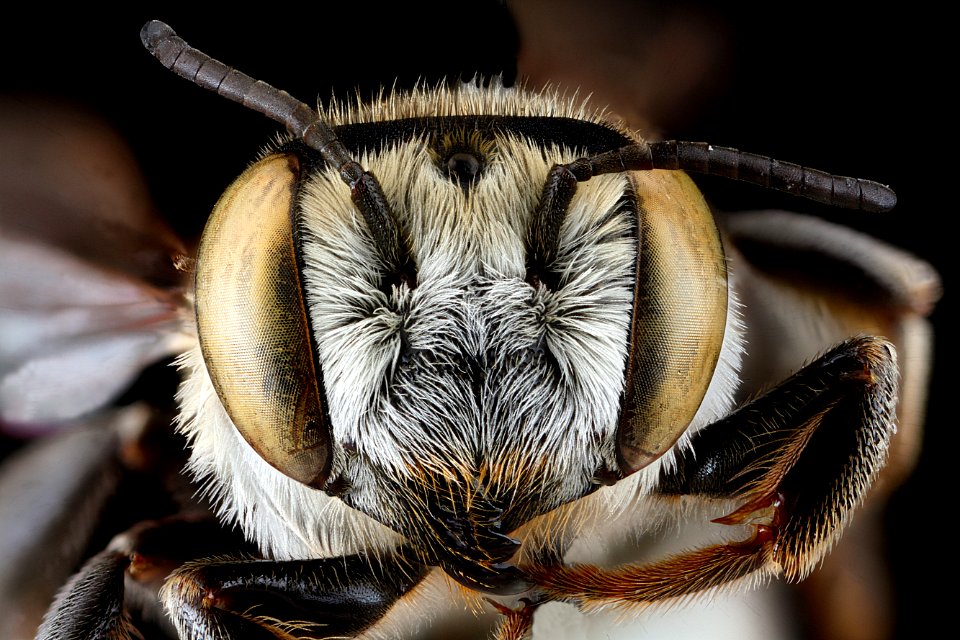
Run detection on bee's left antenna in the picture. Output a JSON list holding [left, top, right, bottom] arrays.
[[140, 20, 414, 281]]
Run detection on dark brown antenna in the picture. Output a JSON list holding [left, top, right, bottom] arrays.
[[564, 141, 896, 213], [140, 20, 413, 280]]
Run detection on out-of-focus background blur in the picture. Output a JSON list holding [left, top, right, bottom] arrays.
[[1, 2, 944, 639]]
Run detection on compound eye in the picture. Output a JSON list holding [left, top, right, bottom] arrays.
[[195, 153, 331, 489], [616, 170, 728, 475]]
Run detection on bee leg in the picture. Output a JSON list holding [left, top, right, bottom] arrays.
[[723, 211, 941, 640], [524, 336, 897, 609], [487, 595, 547, 640], [0, 407, 165, 639], [34, 549, 138, 640], [35, 515, 255, 639], [1, 425, 120, 638], [161, 550, 430, 639]]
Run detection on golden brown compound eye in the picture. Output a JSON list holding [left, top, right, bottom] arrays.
[[616, 170, 728, 476], [194, 153, 331, 489]]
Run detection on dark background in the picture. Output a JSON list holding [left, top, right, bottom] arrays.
[[2, 3, 945, 638]]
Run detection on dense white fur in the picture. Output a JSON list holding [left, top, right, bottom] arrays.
[[297, 136, 638, 515], [174, 82, 745, 634]]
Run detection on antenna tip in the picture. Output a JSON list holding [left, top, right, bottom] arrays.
[[140, 20, 174, 52], [862, 182, 898, 213]]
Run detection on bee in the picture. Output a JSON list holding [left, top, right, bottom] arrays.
[[0, 14, 940, 640]]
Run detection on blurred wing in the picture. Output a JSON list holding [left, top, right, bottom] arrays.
[[0, 99, 189, 429], [726, 210, 940, 485], [0, 408, 143, 639]]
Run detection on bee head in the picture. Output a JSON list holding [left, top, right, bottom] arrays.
[[149, 21, 739, 595]]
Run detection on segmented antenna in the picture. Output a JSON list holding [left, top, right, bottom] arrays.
[[566, 141, 896, 213], [140, 20, 413, 279], [528, 141, 896, 288], [142, 17, 896, 296]]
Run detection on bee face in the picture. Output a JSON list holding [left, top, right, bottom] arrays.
[[183, 83, 739, 592]]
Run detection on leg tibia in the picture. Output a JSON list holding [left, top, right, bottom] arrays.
[[162, 553, 429, 639], [661, 336, 898, 581], [35, 550, 138, 640], [525, 536, 775, 612]]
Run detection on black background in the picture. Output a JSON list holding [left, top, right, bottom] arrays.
[[2, 3, 946, 638]]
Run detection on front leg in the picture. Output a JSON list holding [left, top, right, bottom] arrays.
[[661, 335, 898, 581], [37, 515, 430, 639], [163, 550, 430, 639], [524, 336, 897, 608]]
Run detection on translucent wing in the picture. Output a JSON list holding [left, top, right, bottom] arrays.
[[0, 100, 188, 430], [0, 101, 190, 638]]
